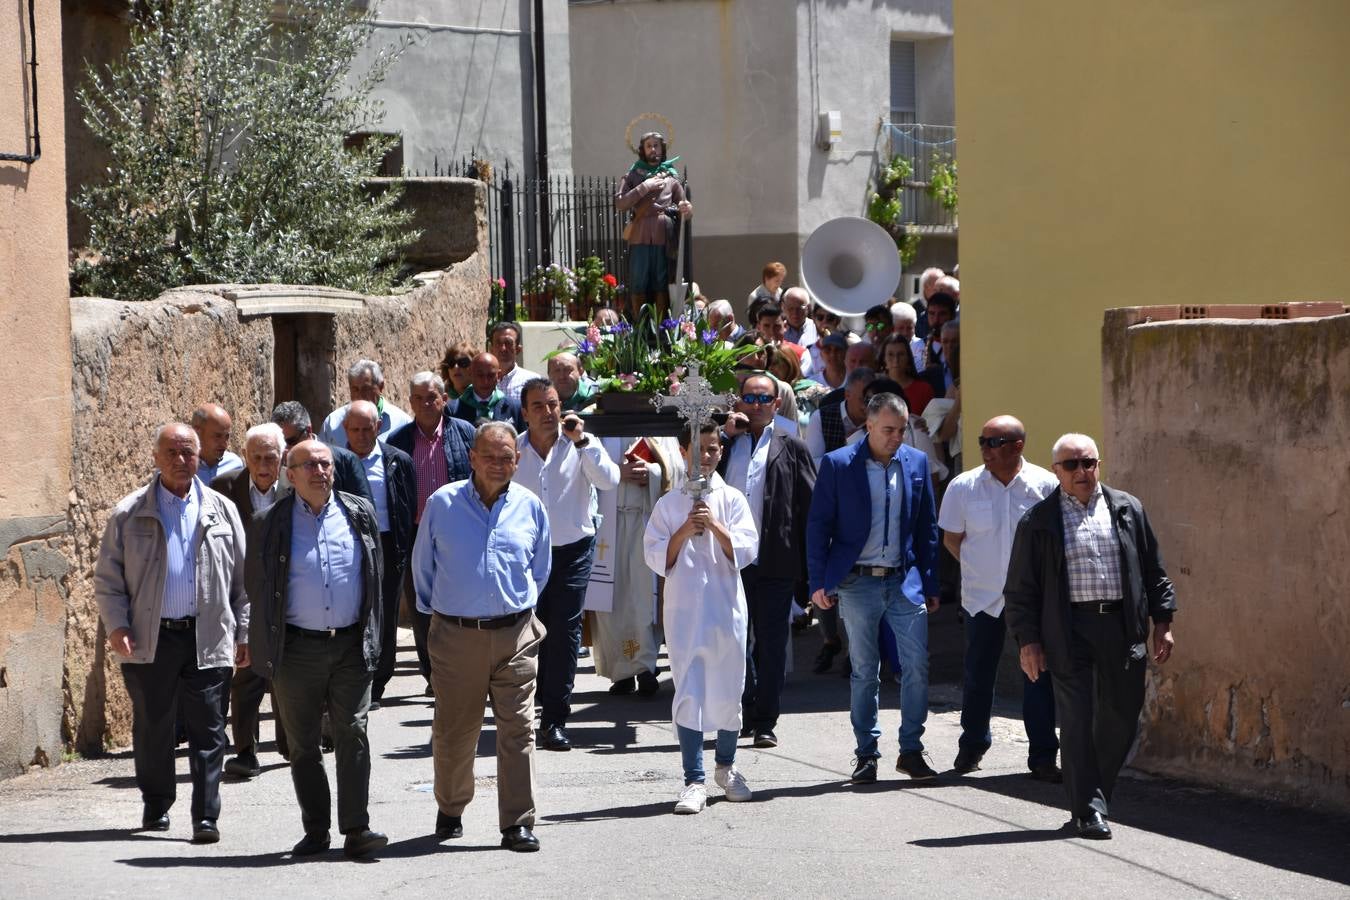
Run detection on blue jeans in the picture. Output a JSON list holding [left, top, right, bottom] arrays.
[[676, 725, 738, 785], [959, 610, 1059, 769], [837, 573, 929, 758]]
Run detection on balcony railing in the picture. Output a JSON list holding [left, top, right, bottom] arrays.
[[886, 122, 957, 231]]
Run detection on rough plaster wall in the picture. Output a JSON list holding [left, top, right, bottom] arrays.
[[1102, 310, 1350, 812], [64, 294, 275, 752]]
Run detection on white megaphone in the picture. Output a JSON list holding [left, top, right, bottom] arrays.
[[800, 216, 902, 316]]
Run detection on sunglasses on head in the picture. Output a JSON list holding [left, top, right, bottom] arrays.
[[1055, 457, 1099, 472], [740, 393, 776, 405], [452, 357, 472, 369], [978, 436, 1019, 449]]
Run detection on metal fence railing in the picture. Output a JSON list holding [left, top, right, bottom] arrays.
[[408, 157, 692, 321], [886, 122, 957, 230]]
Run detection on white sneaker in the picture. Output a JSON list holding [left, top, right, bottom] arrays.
[[673, 782, 707, 815], [714, 764, 753, 802]]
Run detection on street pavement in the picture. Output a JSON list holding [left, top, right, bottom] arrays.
[[2, 618, 1347, 899]]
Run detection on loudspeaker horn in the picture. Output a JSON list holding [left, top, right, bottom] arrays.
[[800, 216, 902, 316]]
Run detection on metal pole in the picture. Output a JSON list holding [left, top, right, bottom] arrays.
[[502, 176, 517, 321], [532, 0, 552, 268]]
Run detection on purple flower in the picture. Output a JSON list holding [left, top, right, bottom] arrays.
[[701, 328, 718, 345], [612, 322, 633, 335], [661, 318, 679, 330], [578, 339, 597, 355]]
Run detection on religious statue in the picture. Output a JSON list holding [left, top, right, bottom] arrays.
[[615, 118, 692, 319]]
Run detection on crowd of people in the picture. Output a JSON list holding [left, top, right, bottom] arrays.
[[92, 264, 1177, 858]]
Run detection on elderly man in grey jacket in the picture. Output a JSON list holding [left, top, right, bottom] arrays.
[[94, 422, 249, 844]]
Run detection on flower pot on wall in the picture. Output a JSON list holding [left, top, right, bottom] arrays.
[[521, 291, 554, 321]]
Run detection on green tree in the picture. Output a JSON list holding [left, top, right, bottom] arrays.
[[74, 0, 416, 300]]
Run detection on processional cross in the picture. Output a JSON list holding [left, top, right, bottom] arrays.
[[651, 362, 737, 500]]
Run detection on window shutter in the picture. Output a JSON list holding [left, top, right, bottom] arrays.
[[890, 40, 917, 118]]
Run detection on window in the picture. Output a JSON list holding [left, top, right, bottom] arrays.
[[890, 40, 916, 125]]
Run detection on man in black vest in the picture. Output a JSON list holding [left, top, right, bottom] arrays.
[[718, 373, 817, 748]]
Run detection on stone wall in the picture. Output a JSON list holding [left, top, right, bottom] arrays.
[[63, 185, 488, 752], [1102, 308, 1350, 812]]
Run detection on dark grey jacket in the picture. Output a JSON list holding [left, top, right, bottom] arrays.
[[1004, 485, 1176, 674], [245, 490, 384, 678]]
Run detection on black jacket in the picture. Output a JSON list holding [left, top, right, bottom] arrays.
[[371, 440, 417, 568], [246, 490, 384, 678], [1004, 485, 1176, 674], [328, 443, 374, 502], [386, 412, 476, 488], [717, 428, 817, 580]]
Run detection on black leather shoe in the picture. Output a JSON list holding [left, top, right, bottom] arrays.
[[739, 724, 754, 738], [291, 831, 330, 856], [540, 724, 571, 751], [141, 810, 170, 832], [1073, 811, 1112, 840], [192, 820, 220, 844], [952, 748, 984, 775], [636, 670, 660, 697], [435, 812, 463, 839], [343, 828, 389, 858], [896, 751, 939, 780], [500, 825, 540, 852], [753, 730, 778, 749], [224, 751, 261, 779], [850, 757, 878, 784], [1029, 763, 1064, 784], [813, 641, 842, 674], [608, 676, 636, 695]]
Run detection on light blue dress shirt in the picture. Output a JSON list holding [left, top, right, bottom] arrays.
[[412, 480, 551, 618], [197, 450, 243, 486], [856, 457, 904, 568], [156, 478, 201, 619], [287, 496, 364, 629], [357, 443, 391, 533]]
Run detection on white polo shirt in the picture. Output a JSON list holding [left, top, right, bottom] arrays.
[[938, 460, 1057, 617]]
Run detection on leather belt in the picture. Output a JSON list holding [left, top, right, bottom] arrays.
[[286, 622, 360, 638], [852, 564, 905, 578], [160, 617, 195, 631], [434, 609, 531, 631], [1072, 600, 1123, 614]]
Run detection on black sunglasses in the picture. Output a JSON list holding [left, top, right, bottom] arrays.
[[452, 356, 472, 369], [978, 436, 1019, 449], [1055, 457, 1099, 471]]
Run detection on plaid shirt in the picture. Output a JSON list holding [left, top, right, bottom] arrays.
[[1059, 488, 1124, 603]]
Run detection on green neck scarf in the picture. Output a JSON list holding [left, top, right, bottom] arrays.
[[629, 156, 682, 178]]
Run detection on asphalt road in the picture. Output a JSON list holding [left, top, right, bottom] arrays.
[[2, 622, 1347, 899]]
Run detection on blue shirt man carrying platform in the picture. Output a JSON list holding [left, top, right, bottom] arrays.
[[806, 392, 942, 785], [412, 420, 551, 853]]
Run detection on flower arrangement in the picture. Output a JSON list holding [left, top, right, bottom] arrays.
[[554, 303, 756, 395], [522, 263, 577, 304], [574, 256, 618, 308]]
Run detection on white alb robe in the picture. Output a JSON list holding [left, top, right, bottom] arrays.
[[643, 474, 758, 734]]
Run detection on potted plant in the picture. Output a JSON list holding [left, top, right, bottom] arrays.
[[571, 255, 618, 321], [521, 263, 576, 321]]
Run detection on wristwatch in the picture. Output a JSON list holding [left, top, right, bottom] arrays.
[[573, 435, 590, 448]]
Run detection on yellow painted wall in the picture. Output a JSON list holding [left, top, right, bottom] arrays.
[[953, 0, 1350, 464]]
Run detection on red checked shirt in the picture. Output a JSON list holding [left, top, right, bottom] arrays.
[[412, 418, 449, 524]]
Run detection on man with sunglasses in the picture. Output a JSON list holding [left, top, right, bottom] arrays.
[[938, 416, 1060, 783], [246, 439, 388, 858], [719, 374, 817, 748], [1004, 433, 1177, 840]]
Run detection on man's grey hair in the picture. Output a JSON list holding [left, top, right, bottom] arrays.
[[244, 422, 284, 451], [706, 299, 734, 320], [919, 267, 945, 289], [843, 366, 877, 390], [865, 392, 909, 420], [1052, 433, 1099, 460], [271, 401, 311, 431], [891, 303, 918, 326], [475, 420, 518, 447], [410, 370, 445, 394], [935, 275, 960, 298], [941, 320, 960, 337], [347, 359, 384, 386], [155, 422, 200, 450]]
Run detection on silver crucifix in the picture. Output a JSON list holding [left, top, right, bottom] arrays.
[[650, 361, 737, 500]]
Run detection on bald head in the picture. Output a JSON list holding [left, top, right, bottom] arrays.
[[470, 352, 501, 398], [979, 415, 1027, 484], [190, 403, 232, 465], [344, 399, 380, 457], [154, 422, 200, 497], [286, 439, 334, 512]]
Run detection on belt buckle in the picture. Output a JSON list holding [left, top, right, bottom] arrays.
[[326, 627, 336, 637]]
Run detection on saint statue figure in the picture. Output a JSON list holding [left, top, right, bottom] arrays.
[[615, 131, 692, 318]]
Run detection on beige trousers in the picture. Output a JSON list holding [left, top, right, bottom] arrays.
[[428, 611, 544, 829]]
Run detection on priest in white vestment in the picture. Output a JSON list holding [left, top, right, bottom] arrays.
[[643, 423, 759, 815]]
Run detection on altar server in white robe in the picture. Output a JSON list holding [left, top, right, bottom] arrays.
[[591, 436, 680, 696], [643, 422, 759, 815]]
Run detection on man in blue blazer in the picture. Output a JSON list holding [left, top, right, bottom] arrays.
[[807, 392, 941, 784]]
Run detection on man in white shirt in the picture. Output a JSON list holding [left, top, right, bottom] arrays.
[[320, 359, 413, 450], [515, 379, 619, 751], [938, 415, 1060, 781], [491, 321, 541, 407]]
